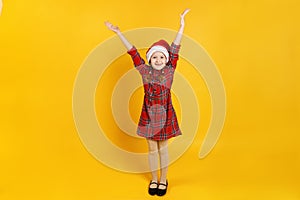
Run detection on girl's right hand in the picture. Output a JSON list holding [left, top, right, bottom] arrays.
[[104, 21, 120, 33]]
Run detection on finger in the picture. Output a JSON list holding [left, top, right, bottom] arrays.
[[104, 21, 111, 27], [184, 8, 191, 14], [182, 8, 190, 17], [182, 11, 188, 17]]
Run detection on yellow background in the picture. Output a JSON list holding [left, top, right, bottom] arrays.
[[0, 0, 299, 199]]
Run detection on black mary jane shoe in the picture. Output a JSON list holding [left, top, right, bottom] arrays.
[[157, 180, 168, 196], [148, 181, 158, 196]]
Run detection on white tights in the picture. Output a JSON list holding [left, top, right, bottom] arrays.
[[147, 140, 169, 183]]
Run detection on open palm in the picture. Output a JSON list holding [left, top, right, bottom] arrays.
[[104, 21, 120, 33]]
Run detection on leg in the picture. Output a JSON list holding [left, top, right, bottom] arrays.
[[158, 140, 169, 186], [147, 139, 159, 184]]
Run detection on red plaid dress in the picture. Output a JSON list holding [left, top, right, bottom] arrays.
[[127, 42, 182, 141]]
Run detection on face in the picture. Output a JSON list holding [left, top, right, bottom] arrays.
[[150, 51, 167, 70]]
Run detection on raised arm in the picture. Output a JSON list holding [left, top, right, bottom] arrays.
[[104, 21, 133, 50], [173, 9, 190, 45]]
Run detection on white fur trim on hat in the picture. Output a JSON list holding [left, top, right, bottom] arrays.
[[146, 46, 169, 63]]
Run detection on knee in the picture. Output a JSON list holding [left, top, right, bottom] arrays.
[[158, 147, 168, 156], [158, 141, 168, 155], [148, 140, 158, 153]]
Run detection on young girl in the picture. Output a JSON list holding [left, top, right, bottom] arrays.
[[105, 8, 190, 196]]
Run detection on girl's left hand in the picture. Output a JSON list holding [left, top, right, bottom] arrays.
[[180, 8, 190, 27]]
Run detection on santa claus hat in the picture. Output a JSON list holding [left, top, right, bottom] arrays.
[[146, 40, 170, 63]]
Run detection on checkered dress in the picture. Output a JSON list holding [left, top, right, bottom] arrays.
[[127, 42, 182, 141]]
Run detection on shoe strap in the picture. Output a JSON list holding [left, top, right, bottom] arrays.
[[150, 181, 158, 185], [159, 182, 168, 186]]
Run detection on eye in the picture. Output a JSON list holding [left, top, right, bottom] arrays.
[[152, 56, 157, 59], [160, 56, 164, 59]]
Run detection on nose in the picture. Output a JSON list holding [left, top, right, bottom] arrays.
[[155, 58, 162, 63]]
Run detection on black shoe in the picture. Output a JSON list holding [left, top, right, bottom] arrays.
[[157, 180, 168, 196], [148, 181, 158, 196]]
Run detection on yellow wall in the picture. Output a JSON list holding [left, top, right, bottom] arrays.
[[0, 0, 299, 199]]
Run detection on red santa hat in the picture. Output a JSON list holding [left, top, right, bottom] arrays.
[[146, 40, 170, 63]]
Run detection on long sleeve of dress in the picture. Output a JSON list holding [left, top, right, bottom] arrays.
[[169, 42, 181, 69], [127, 46, 149, 75], [127, 46, 145, 67]]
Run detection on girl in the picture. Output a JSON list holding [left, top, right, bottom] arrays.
[[105, 8, 190, 196]]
